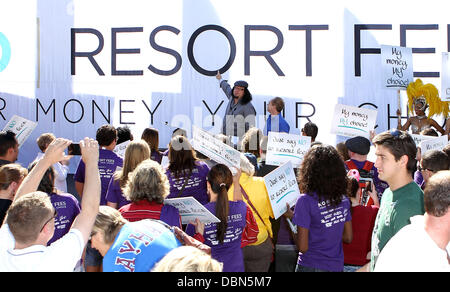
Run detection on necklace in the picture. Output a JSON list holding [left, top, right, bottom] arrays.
[[417, 115, 427, 120]]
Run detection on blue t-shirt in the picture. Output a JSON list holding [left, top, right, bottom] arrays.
[[103, 220, 181, 272], [292, 192, 351, 272], [264, 113, 290, 135]]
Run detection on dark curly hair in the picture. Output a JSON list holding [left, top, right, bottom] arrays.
[[297, 145, 348, 208]]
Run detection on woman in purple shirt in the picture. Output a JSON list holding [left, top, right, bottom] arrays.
[[290, 145, 353, 272], [165, 136, 209, 205], [186, 164, 246, 272], [106, 140, 151, 209]]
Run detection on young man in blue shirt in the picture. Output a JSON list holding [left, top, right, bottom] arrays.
[[264, 97, 290, 135]]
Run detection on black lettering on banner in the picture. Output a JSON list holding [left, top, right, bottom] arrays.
[[245, 25, 284, 76], [142, 99, 162, 124], [36, 99, 56, 122], [148, 26, 182, 76], [120, 100, 135, 124], [0, 97, 5, 120], [288, 25, 329, 76], [92, 100, 110, 124], [354, 24, 392, 77], [358, 102, 378, 129], [295, 102, 315, 128], [112, 27, 144, 76], [63, 99, 84, 124], [187, 25, 236, 76], [71, 28, 105, 76], [202, 100, 224, 126], [400, 24, 439, 78]]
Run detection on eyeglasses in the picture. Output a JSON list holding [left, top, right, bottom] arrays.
[[417, 165, 434, 172], [39, 209, 57, 232]]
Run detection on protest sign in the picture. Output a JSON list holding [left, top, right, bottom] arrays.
[[381, 45, 413, 90], [410, 134, 435, 146], [263, 161, 301, 219], [2, 115, 37, 148], [113, 140, 130, 159], [265, 132, 311, 167], [164, 196, 220, 225], [442, 52, 450, 101], [191, 126, 240, 168], [331, 104, 377, 138], [419, 135, 449, 155]]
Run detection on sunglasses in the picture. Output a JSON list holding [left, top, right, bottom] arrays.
[[417, 165, 434, 172], [40, 209, 57, 232]]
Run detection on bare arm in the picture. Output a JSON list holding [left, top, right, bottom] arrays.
[[296, 226, 309, 253], [429, 119, 445, 135], [71, 138, 101, 245], [342, 221, 353, 244], [232, 168, 243, 202]]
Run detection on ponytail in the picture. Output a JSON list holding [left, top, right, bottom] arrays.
[[215, 184, 229, 244]]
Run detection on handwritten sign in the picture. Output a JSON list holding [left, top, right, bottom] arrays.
[[410, 134, 435, 147], [113, 140, 130, 159], [331, 104, 378, 138], [191, 125, 240, 168], [164, 196, 220, 225], [265, 132, 311, 168], [381, 45, 413, 90], [442, 52, 450, 101], [2, 115, 38, 148], [263, 161, 301, 219], [419, 135, 449, 155]]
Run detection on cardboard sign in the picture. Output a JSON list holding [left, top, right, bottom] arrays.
[[265, 132, 311, 168], [410, 134, 435, 146], [113, 140, 130, 159], [191, 125, 240, 168], [442, 52, 450, 101], [331, 104, 378, 138], [164, 196, 220, 225], [2, 115, 37, 148], [381, 45, 414, 90], [419, 135, 449, 155], [263, 161, 301, 219]]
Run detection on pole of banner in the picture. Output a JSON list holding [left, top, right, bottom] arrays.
[[397, 89, 401, 126]]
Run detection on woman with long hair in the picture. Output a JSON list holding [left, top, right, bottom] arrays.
[[291, 145, 352, 272], [106, 140, 150, 209], [165, 135, 210, 205], [141, 127, 163, 164]]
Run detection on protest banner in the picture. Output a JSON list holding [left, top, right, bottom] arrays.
[[381, 45, 413, 90], [331, 104, 377, 138], [265, 132, 311, 167], [419, 135, 449, 155], [191, 125, 240, 168], [113, 140, 130, 159], [2, 115, 37, 148], [410, 134, 435, 146], [164, 196, 220, 225], [263, 161, 301, 219]]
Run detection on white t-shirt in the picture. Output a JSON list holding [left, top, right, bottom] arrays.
[[0, 224, 84, 272], [374, 215, 450, 272]]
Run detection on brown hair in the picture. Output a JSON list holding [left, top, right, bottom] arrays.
[[0, 164, 27, 190], [114, 140, 150, 189], [269, 97, 285, 112], [168, 135, 197, 178], [92, 206, 128, 244], [141, 127, 159, 152], [36, 133, 56, 152]]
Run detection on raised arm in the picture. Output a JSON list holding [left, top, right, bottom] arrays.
[[15, 138, 72, 201], [71, 137, 101, 245], [232, 167, 243, 202]]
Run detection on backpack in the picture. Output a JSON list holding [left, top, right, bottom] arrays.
[[345, 160, 375, 206]]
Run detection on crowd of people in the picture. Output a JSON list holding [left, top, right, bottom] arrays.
[[0, 76, 449, 272]]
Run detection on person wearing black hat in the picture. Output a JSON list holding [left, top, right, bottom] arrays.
[[216, 71, 256, 144], [344, 136, 388, 205]]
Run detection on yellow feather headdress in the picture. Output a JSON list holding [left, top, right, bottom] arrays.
[[406, 79, 449, 119]]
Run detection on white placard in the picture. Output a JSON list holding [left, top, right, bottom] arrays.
[[265, 132, 311, 168], [331, 104, 378, 138], [381, 45, 414, 90], [419, 135, 449, 155], [113, 140, 130, 159], [2, 115, 37, 148], [263, 161, 301, 220], [410, 134, 435, 146], [164, 196, 220, 225], [442, 52, 450, 101], [191, 126, 240, 168]]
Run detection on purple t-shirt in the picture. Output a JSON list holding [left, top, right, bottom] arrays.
[[186, 200, 247, 272], [48, 192, 81, 245], [165, 161, 209, 205], [292, 192, 352, 272], [150, 150, 163, 164], [74, 149, 123, 205], [105, 178, 130, 209]]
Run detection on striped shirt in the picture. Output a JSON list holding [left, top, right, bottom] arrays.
[[119, 200, 182, 228]]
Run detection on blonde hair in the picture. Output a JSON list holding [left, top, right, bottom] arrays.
[[240, 127, 262, 158], [407, 79, 449, 118], [152, 246, 223, 272], [36, 133, 56, 152], [114, 140, 150, 189], [6, 192, 53, 244], [92, 206, 128, 244], [123, 159, 170, 204], [240, 153, 255, 176], [0, 163, 27, 190]]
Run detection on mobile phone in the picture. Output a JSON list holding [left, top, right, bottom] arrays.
[[68, 143, 81, 155], [366, 181, 372, 193]]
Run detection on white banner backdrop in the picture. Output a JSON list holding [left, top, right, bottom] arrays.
[[0, 0, 449, 172]]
